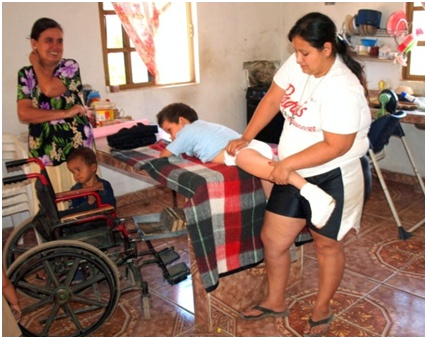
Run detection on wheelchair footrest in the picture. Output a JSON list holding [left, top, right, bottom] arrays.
[[159, 247, 180, 266], [133, 208, 187, 241], [164, 262, 190, 285]]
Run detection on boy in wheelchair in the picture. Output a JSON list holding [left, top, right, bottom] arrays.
[[58, 146, 118, 246], [66, 146, 116, 212]]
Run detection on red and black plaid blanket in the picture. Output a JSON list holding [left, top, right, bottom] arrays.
[[111, 140, 266, 291]]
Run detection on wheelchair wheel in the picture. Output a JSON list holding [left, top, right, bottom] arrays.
[[3, 217, 47, 269], [6, 240, 121, 337]]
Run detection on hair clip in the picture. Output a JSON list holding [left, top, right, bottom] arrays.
[[337, 33, 354, 49]]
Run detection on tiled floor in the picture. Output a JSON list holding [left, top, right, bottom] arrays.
[[3, 174, 425, 337]]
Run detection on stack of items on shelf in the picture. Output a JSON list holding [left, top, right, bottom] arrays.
[[83, 85, 130, 128]]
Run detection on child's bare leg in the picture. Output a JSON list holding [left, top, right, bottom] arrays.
[[261, 179, 273, 199], [287, 172, 307, 190], [234, 149, 274, 200], [288, 172, 336, 229], [234, 149, 274, 180]]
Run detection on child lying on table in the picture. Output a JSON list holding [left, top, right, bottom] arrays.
[[156, 102, 335, 228]]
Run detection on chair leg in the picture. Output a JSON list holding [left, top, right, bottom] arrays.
[[399, 136, 425, 233], [369, 150, 412, 240], [400, 135, 425, 195], [408, 220, 425, 233]]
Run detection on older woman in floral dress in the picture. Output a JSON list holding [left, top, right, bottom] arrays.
[[17, 18, 94, 198]]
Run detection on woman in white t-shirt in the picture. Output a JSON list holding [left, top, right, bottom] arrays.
[[226, 12, 372, 336]]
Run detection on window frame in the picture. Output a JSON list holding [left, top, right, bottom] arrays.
[[98, 2, 196, 91], [401, 2, 425, 82]]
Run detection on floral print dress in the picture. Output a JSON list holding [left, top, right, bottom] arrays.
[[17, 59, 94, 166]]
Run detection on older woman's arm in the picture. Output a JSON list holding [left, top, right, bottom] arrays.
[[17, 99, 87, 124]]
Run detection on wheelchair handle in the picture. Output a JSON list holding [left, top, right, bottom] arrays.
[[5, 157, 45, 170], [3, 173, 49, 186], [3, 174, 28, 185], [5, 159, 29, 169]]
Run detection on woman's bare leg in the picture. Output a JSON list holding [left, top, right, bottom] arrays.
[[242, 211, 306, 316], [303, 231, 345, 335]]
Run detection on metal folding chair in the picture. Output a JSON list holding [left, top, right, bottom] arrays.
[[368, 110, 425, 240]]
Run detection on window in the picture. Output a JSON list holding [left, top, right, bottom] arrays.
[[402, 2, 425, 81], [98, 2, 196, 90]]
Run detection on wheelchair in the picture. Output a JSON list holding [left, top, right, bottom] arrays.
[[2, 157, 189, 337]]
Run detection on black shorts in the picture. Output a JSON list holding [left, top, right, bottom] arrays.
[[266, 156, 371, 240]]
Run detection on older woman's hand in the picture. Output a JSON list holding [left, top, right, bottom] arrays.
[[29, 49, 40, 66], [225, 137, 250, 156], [64, 105, 88, 119]]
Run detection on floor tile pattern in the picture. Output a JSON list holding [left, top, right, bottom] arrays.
[[2, 173, 425, 337]]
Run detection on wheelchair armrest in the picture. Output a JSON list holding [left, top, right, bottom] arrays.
[[55, 188, 104, 208], [60, 205, 115, 222], [56, 186, 100, 199]]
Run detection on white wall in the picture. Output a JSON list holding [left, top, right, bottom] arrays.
[[2, 2, 424, 196], [2, 2, 285, 135]]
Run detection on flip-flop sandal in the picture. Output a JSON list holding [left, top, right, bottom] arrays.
[[303, 314, 334, 337], [240, 305, 290, 321]]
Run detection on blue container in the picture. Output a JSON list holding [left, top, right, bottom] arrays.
[[361, 38, 378, 47], [356, 9, 382, 28]]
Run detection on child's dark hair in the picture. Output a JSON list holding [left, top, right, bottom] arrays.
[[156, 103, 198, 126], [30, 18, 63, 40], [67, 147, 97, 166]]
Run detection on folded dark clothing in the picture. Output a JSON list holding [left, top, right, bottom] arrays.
[[107, 123, 158, 150], [108, 135, 157, 150]]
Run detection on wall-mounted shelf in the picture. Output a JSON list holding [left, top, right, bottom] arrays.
[[346, 30, 410, 55], [357, 55, 399, 64], [343, 28, 408, 42], [352, 28, 408, 38]]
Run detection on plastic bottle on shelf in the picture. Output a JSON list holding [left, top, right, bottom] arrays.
[[401, 91, 418, 103], [397, 28, 424, 54], [401, 91, 425, 111]]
